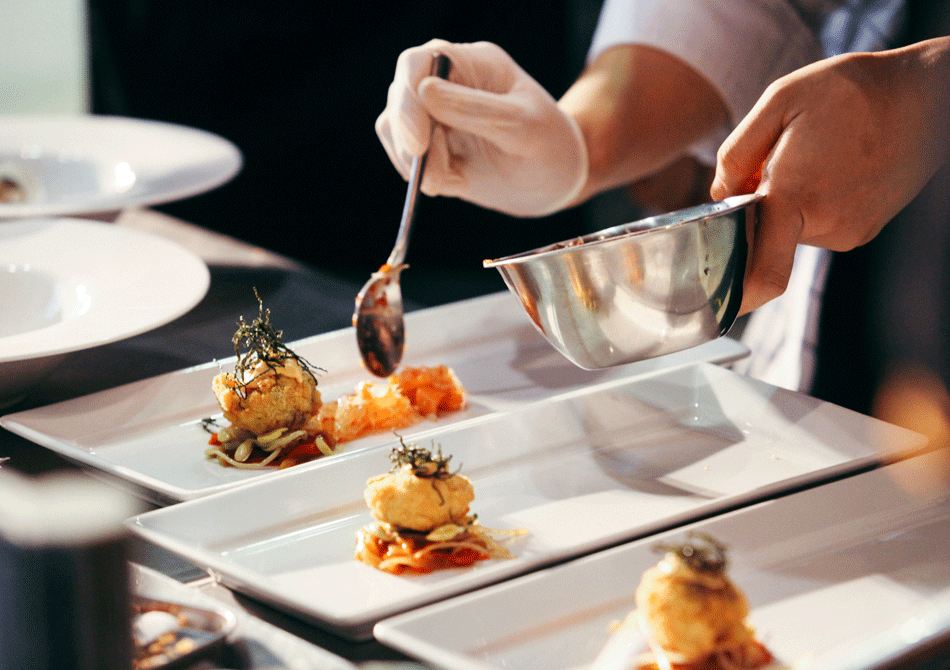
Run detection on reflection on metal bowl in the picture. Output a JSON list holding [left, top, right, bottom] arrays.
[[484, 193, 762, 369]]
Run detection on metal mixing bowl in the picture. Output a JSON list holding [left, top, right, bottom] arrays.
[[483, 193, 762, 369]]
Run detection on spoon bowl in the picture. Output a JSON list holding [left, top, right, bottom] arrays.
[[353, 263, 407, 377]]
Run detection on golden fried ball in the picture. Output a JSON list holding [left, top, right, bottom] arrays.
[[364, 465, 474, 532], [635, 555, 751, 663], [212, 358, 322, 436]]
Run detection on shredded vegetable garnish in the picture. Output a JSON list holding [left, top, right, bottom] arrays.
[[355, 521, 526, 575], [630, 638, 775, 670], [204, 427, 333, 470]]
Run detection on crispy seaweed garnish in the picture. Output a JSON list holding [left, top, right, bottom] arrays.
[[390, 435, 457, 479], [229, 288, 324, 396], [200, 417, 225, 434], [389, 435, 463, 507], [653, 531, 729, 575]]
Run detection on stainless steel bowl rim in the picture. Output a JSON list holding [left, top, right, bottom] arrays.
[[483, 193, 763, 268]]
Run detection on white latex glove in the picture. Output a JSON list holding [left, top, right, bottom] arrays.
[[376, 39, 588, 218]]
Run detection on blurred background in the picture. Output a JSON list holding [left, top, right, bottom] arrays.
[[0, 1, 89, 115], [83, 0, 613, 307]]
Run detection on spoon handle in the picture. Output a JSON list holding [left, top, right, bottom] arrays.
[[386, 52, 451, 269]]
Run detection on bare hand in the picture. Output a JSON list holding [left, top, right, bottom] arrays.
[[711, 38, 950, 314]]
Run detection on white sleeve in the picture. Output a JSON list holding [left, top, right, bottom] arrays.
[[588, 0, 829, 163]]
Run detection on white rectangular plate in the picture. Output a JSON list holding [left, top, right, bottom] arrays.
[[127, 363, 927, 640], [375, 449, 950, 670], [1, 293, 748, 503]]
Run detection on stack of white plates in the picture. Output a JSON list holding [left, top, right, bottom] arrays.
[[0, 114, 241, 408]]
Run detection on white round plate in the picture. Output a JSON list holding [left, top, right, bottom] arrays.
[[0, 114, 242, 218], [0, 218, 210, 407]]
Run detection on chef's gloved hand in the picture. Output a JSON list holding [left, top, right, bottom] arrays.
[[376, 39, 588, 218]]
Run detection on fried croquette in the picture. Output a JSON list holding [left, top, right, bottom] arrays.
[[635, 553, 752, 663], [212, 357, 322, 437], [364, 463, 475, 532]]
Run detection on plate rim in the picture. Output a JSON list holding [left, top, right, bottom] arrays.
[[0, 113, 242, 218], [0, 217, 210, 362]]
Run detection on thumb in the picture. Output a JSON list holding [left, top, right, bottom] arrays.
[[711, 96, 786, 200], [739, 192, 802, 314]]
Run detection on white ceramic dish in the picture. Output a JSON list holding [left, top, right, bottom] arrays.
[[0, 218, 209, 408], [0, 114, 241, 218], [0, 292, 748, 503], [127, 363, 927, 640], [375, 449, 950, 670], [132, 563, 356, 670]]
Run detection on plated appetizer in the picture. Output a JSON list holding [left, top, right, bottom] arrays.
[[611, 533, 774, 670], [205, 293, 466, 469], [355, 439, 525, 574]]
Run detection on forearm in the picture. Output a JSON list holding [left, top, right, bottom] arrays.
[[557, 44, 730, 204]]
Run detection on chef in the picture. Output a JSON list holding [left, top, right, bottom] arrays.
[[376, 0, 950, 407]]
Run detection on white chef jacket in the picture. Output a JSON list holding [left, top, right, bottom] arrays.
[[587, 0, 908, 393]]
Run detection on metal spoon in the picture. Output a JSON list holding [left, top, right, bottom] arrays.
[[353, 52, 451, 377]]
